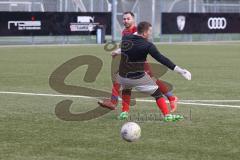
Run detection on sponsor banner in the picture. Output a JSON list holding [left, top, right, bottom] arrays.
[[0, 12, 111, 36], [8, 21, 41, 30], [161, 13, 240, 34]]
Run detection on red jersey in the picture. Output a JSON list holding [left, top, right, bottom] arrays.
[[122, 26, 137, 36]]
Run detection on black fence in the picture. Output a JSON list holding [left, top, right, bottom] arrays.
[[162, 13, 240, 34], [0, 12, 111, 36]]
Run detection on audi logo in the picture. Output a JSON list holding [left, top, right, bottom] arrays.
[[208, 17, 227, 30]]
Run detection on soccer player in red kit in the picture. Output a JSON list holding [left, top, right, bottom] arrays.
[[117, 21, 191, 121], [98, 12, 178, 118]]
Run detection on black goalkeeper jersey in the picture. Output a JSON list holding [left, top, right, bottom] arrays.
[[119, 34, 176, 78]]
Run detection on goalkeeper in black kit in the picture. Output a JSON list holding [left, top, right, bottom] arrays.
[[117, 21, 191, 121]]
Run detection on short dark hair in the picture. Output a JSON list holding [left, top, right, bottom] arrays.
[[137, 21, 152, 34], [123, 11, 135, 17]]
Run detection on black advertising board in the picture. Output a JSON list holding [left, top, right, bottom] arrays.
[[0, 12, 111, 36], [162, 13, 240, 34]]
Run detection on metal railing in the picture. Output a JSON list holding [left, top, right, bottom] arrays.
[[0, 1, 44, 11]]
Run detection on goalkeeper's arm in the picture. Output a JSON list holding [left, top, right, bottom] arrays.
[[149, 44, 191, 80]]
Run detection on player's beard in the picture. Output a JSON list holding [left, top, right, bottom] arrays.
[[124, 23, 132, 29]]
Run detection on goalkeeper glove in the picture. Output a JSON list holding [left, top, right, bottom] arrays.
[[174, 66, 191, 80]]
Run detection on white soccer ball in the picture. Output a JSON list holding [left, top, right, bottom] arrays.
[[120, 122, 141, 142]]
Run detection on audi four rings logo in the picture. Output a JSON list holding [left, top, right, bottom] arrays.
[[207, 17, 227, 30]]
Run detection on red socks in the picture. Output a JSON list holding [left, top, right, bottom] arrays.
[[111, 82, 131, 112], [121, 94, 131, 112], [111, 82, 120, 105], [168, 95, 176, 101], [111, 80, 171, 116], [156, 97, 170, 116]]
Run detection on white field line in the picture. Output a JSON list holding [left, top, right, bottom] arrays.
[[0, 43, 101, 48], [135, 99, 240, 109], [0, 91, 98, 99], [180, 100, 240, 102], [0, 91, 240, 109], [0, 40, 240, 48], [154, 40, 240, 45], [136, 99, 240, 102]]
